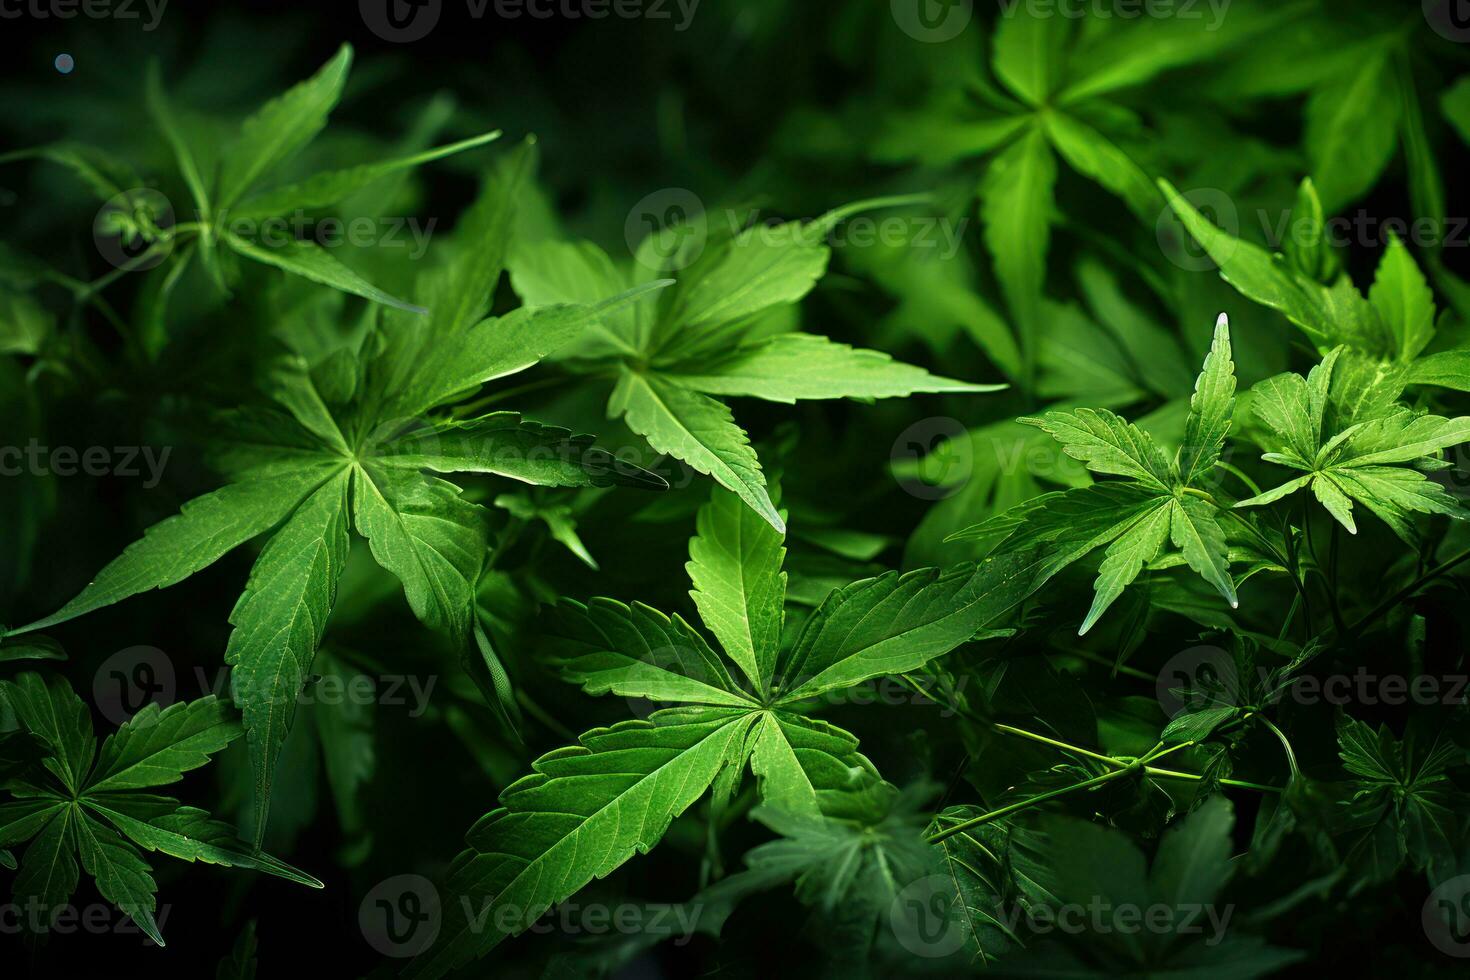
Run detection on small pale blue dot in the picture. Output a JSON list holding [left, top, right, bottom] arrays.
[[55, 54, 74, 74]]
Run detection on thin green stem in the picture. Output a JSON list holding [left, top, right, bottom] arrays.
[[1142, 767, 1281, 793], [1216, 461, 1263, 498], [1258, 716, 1300, 782], [1056, 646, 1156, 683], [992, 723, 1120, 767], [924, 765, 1139, 843]]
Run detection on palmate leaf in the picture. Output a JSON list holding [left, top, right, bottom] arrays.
[[414, 486, 1021, 975], [512, 193, 998, 529], [6, 130, 677, 841], [1236, 347, 1470, 541], [1334, 719, 1465, 886], [1, 674, 318, 946], [142, 44, 497, 313], [951, 316, 1240, 633]]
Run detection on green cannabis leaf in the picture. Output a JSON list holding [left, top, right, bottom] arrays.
[[949, 314, 1241, 634], [4, 142, 669, 845], [404, 483, 1040, 976], [0, 673, 318, 946], [512, 198, 1001, 530], [1236, 347, 1470, 541]]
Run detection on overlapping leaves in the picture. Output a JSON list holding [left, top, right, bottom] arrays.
[[949, 315, 1240, 634], [404, 484, 1041, 976], [2, 142, 667, 844]]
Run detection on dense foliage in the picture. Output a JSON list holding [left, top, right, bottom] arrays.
[[4, 1, 1470, 976]]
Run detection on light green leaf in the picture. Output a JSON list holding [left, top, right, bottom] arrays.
[[1080, 499, 1172, 636], [226, 235, 426, 314], [687, 485, 788, 690], [748, 713, 884, 819], [1021, 407, 1173, 490], [1178, 314, 1237, 487], [351, 465, 485, 637], [547, 598, 755, 707], [1406, 350, 1470, 392], [661, 222, 830, 339], [404, 707, 756, 978], [1368, 234, 1436, 362], [991, 11, 1070, 106], [376, 412, 660, 490], [1444, 75, 1470, 146], [664, 333, 1001, 404], [224, 469, 351, 843], [217, 44, 353, 207], [87, 697, 241, 794], [777, 557, 1038, 701], [612, 369, 782, 531], [16, 465, 336, 634], [1041, 111, 1156, 217], [1169, 495, 1237, 608]]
